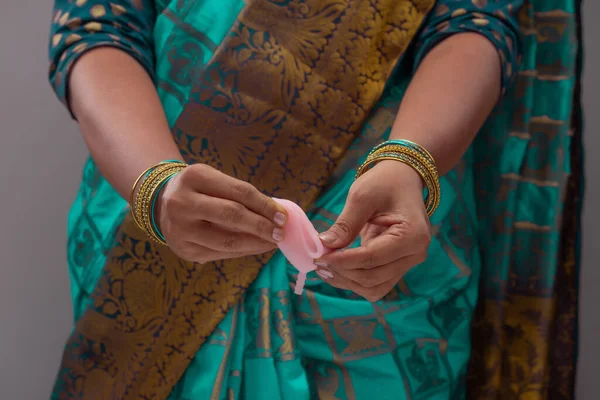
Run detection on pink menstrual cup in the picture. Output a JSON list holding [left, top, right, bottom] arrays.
[[272, 198, 332, 294]]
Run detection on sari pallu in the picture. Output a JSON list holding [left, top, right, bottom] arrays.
[[467, 1, 583, 398], [46, 0, 582, 399]]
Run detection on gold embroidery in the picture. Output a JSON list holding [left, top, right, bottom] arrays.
[[256, 289, 272, 353], [65, 33, 82, 45], [84, 22, 102, 33], [275, 309, 295, 358], [471, 296, 553, 397], [316, 367, 343, 400], [51, 34, 62, 47], [90, 4, 107, 18], [58, 11, 70, 25], [65, 18, 82, 30], [334, 319, 386, 356], [211, 305, 239, 400], [111, 3, 127, 16]]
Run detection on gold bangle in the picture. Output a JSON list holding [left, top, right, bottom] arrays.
[[145, 173, 178, 243], [141, 166, 185, 244], [137, 170, 184, 244], [129, 160, 186, 227], [356, 140, 441, 216], [368, 139, 437, 167], [129, 165, 157, 227], [133, 164, 174, 231], [131, 161, 187, 244], [368, 144, 438, 173], [360, 153, 440, 215], [135, 163, 184, 240], [365, 145, 440, 211]]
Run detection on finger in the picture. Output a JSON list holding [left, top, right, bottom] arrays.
[[317, 224, 417, 270], [185, 220, 278, 253], [180, 243, 245, 263], [197, 195, 283, 243], [316, 269, 398, 303], [360, 223, 385, 242], [321, 254, 424, 287], [179, 243, 276, 264], [185, 164, 287, 226], [318, 190, 372, 249]]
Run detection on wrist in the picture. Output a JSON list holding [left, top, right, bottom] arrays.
[[374, 159, 425, 191], [357, 139, 441, 216]]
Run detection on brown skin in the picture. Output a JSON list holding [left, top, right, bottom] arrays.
[[315, 33, 503, 302], [69, 47, 288, 263]]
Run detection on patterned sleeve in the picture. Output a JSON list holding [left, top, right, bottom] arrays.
[[48, 0, 156, 114], [413, 0, 523, 95]]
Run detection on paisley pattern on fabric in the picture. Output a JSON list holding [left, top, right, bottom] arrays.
[[47, 0, 582, 399]]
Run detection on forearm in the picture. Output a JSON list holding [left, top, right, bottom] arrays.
[[391, 33, 502, 175], [70, 47, 182, 198]]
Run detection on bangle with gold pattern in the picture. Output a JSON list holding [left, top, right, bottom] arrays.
[[355, 140, 441, 216], [130, 160, 187, 245]]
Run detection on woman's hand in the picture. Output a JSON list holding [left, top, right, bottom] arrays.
[[315, 161, 432, 302], [156, 164, 287, 263]]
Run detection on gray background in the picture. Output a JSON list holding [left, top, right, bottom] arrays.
[[0, 2, 596, 399]]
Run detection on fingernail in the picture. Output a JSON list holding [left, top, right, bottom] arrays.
[[316, 269, 334, 280], [314, 260, 328, 268], [274, 212, 287, 227], [272, 228, 284, 242], [319, 232, 337, 244]]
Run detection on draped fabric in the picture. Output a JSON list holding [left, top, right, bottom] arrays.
[[467, 2, 582, 398], [47, 0, 581, 398]]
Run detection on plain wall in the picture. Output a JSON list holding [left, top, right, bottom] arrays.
[[0, 1, 597, 399], [575, 3, 599, 399], [0, 1, 85, 398]]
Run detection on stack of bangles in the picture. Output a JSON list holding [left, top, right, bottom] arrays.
[[355, 139, 441, 216], [130, 160, 188, 245]]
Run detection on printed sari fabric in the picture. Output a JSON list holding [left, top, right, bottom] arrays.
[[47, 0, 582, 398]]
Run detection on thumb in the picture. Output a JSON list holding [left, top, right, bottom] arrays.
[[319, 200, 371, 249]]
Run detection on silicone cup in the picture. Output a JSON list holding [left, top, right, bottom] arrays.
[[272, 198, 332, 294]]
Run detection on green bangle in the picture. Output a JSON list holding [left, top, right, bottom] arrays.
[[150, 172, 178, 243]]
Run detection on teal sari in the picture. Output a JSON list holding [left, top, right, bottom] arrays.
[[48, 0, 582, 398]]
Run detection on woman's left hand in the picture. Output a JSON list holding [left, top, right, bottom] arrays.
[[315, 160, 432, 302]]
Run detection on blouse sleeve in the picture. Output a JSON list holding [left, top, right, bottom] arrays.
[[48, 0, 156, 114], [412, 0, 523, 95]]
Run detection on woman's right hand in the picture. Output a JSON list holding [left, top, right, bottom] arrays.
[[155, 164, 287, 263]]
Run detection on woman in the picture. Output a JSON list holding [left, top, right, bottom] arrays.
[[48, 0, 582, 399]]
